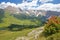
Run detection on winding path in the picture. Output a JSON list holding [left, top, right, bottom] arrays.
[[15, 27, 44, 40]]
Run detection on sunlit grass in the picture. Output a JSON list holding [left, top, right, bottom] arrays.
[[0, 28, 34, 40]]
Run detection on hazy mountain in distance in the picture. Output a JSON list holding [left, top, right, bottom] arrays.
[[4, 6, 20, 14], [45, 11, 60, 18]]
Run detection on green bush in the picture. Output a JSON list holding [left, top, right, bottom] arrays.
[[46, 33, 60, 40], [43, 16, 60, 36]]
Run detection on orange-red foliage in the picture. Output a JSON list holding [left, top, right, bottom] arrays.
[[48, 16, 60, 24]]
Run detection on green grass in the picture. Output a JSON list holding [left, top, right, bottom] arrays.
[[0, 28, 34, 40], [0, 11, 41, 27]]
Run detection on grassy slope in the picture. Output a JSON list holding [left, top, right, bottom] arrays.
[[0, 28, 35, 40]]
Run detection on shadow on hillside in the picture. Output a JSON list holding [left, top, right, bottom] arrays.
[[7, 24, 41, 31], [0, 24, 42, 31], [0, 9, 5, 23]]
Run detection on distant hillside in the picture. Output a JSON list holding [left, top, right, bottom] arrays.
[[46, 11, 60, 18]]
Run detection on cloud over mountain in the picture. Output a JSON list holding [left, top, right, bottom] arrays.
[[37, 3, 60, 12], [0, 0, 60, 12]]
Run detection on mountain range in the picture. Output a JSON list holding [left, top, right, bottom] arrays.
[[3, 6, 60, 17], [0, 5, 60, 25]]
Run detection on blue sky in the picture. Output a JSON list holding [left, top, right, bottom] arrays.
[[0, 0, 23, 4], [0, 0, 60, 4], [50, 0, 60, 4]]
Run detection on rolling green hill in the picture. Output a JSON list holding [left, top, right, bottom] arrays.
[[0, 9, 42, 28]]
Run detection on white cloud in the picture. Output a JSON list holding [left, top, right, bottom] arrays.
[[0, 2, 7, 9], [0, 0, 39, 9], [39, 0, 53, 3], [0, 0, 38, 9], [6, 2, 17, 7], [0, 2, 17, 9], [37, 3, 60, 12], [13, 0, 38, 10], [0, 1, 60, 12]]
